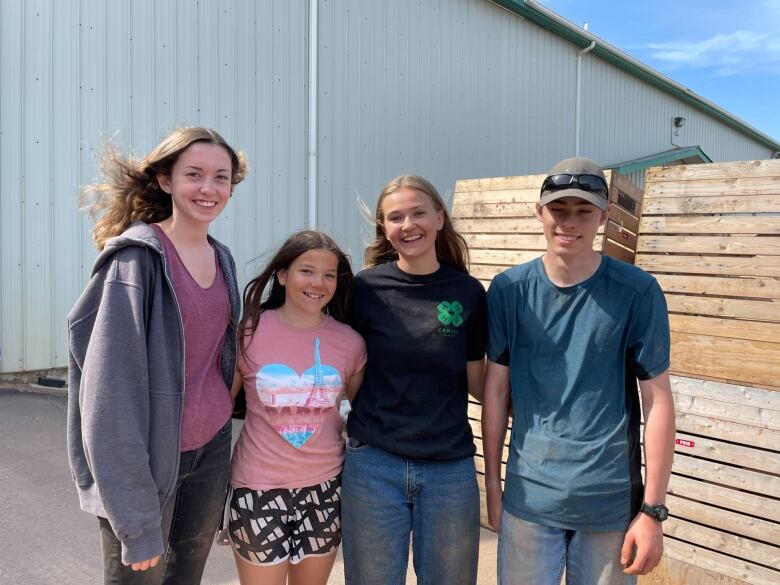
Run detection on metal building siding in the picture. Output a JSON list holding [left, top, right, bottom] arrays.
[[578, 56, 769, 168], [1, 0, 23, 373], [2, 0, 775, 374], [0, 0, 307, 373], [316, 0, 772, 266], [316, 0, 580, 264]]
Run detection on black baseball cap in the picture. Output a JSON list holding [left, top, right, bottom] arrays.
[[540, 157, 609, 210]]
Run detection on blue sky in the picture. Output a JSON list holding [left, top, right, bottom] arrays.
[[540, 0, 780, 144]]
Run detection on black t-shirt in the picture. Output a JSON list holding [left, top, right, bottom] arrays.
[[347, 261, 487, 461]]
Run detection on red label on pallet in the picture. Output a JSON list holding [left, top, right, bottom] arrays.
[[675, 438, 695, 448]]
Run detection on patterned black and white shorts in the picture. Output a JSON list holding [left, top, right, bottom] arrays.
[[228, 476, 341, 566]]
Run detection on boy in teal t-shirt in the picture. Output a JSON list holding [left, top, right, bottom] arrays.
[[482, 157, 676, 585]]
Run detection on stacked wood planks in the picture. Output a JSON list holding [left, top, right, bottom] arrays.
[[642, 377, 780, 585], [638, 160, 780, 390], [635, 160, 780, 585]]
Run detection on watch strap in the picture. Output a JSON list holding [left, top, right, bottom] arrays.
[[640, 502, 669, 522]]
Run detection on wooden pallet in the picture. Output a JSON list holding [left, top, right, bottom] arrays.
[[641, 376, 780, 585], [637, 159, 780, 391], [633, 159, 780, 584]]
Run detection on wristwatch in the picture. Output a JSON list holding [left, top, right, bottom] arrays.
[[640, 502, 669, 522]]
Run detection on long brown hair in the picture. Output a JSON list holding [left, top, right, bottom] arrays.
[[81, 127, 247, 249], [364, 174, 469, 273], [239, 231, 354, 356]]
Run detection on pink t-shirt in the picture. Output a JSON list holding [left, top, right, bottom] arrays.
[[151, 224, 232, 451], [231, 310, 366, 490]]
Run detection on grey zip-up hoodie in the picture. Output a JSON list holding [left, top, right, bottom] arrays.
[[66, 221, 239, 564]]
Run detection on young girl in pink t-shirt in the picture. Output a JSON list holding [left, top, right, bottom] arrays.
[[227, 230, 366, 585]]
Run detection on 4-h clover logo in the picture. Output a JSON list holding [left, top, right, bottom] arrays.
[[437, 301, 464, 327]]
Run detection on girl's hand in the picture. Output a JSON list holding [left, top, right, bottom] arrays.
[[129, 555, 161, 571]]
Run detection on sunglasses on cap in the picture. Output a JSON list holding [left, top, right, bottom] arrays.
[[541, 174, 609, 196]]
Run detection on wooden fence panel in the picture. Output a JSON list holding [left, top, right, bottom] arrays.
[[635, 159, 780, 584]]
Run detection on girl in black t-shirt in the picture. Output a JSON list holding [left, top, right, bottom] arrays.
[[341, 175, 486, 585]]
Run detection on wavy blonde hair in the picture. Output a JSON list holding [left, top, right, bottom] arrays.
[[81, 127, 247, 250], [364, 174, 470, 273]]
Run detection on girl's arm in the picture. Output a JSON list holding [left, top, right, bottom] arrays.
[[344, 366, 365, 403], [466, 357, 486, 402], [231, 369, 243, 399]]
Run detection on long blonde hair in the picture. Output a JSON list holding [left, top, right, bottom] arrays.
[[364, 175, 470, 273], [81, 127, 247, 250]]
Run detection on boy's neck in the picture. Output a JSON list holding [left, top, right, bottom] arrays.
[[541, 250, 603, 287]]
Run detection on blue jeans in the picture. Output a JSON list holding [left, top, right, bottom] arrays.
[[341, 439, 480, 585], [99, 419, 232, 585], [498, 509, 636, 585]]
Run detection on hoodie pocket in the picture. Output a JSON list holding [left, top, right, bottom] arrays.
[[148, 393, 182, 498]]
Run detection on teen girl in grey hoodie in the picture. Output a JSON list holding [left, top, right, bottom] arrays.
[[67, 127, 246, 584]]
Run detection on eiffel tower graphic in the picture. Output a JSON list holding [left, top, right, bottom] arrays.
[[305, 337, 332, 408]]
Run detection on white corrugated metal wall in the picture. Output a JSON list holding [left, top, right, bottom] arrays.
[[1, 0, 775, 374], [579, 56, 769, 178], [315, 0, 773, 261], [0, 0, 308, 373], [317, 0, 578, 256]]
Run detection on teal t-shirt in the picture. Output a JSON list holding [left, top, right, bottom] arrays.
[[486, 256, 670, 531]]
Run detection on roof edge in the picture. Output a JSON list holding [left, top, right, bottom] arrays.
[[607, 146, 713, 175], [490, 0, 780, 151]]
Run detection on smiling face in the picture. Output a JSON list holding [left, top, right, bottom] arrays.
[[156, 142, 233, 227], [380, 187, 444, 273], [277, 248, 339, 320], [536, 196, 609, 259]]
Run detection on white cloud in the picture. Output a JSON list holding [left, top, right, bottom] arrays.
[[647, 29, 780, 76]]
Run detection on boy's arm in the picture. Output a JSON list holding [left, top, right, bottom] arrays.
[[482, 360, 511, 531], [622, 369, 676, 575], [467, 357, 486, 402]]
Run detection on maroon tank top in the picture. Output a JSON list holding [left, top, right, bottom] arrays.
[[152, 224, 232, 451]]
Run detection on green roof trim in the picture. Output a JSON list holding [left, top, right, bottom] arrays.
[[607, 146, 713, 175], [491, 0, 780, 151]]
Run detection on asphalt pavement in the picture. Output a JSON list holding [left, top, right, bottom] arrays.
[[0, 385, 497, 585]]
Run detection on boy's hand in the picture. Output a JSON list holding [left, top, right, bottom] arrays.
[[129, 555, 161, 572], [621, 512, 664, 575], [485, 478, 503, 532]]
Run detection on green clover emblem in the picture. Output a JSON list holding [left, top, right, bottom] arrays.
[[437, 301, 464, 327]]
